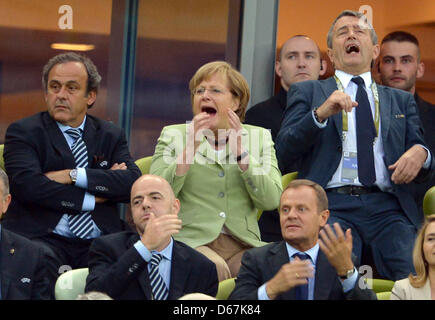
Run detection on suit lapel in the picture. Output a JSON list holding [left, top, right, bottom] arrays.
[[43, 112, 75, 168], [377, 85, 392, 145], [168, 241, 189, 299], [82, 116, 97, 168], [321, 77, 342, 138], [270, 242, 296, 300], [313, 250, 336, 300], [125, 234, 152, 300]]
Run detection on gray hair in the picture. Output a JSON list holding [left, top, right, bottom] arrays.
[[327, 10, 378, 48], [42, 52, 101, 107], [0, 169, 9, 197]]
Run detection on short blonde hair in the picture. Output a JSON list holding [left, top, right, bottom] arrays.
[[409, 214, 435, 288], [189, 61, 250, 121]]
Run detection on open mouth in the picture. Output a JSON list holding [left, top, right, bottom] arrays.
[[201, 106, 217, 115], [345, 43, 360, 54]]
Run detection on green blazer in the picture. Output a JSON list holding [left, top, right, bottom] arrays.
[[150, 124, 282, 248]]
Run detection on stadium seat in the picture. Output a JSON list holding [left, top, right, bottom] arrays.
[[135, 156, 152, 175], [215, 277, 236, 300], [55, 268, 89, 300]]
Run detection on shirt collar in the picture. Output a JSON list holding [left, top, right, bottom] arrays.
[[57, 116, 87, 134], [152, 237, 173, 262], [335, 70, 372, 90], [285, 242, 319, 265]]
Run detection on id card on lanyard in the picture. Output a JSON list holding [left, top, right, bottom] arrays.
[[334, 76, 380, 184]]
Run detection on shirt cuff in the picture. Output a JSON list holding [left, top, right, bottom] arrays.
[[311, 110, 328, 128], [82, 192, 95, 212], [258, 283, 271, 300], [341, 267, 358, 293], [75, 167, 88, 189], [134, 240, 152, 262], [417, 144, 432, 169]]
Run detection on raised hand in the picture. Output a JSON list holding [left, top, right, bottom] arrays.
[[319, 223, 354, 277], [315, 90, 358, 122]]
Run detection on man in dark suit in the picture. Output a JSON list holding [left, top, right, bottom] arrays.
[[378, 31, 434, 215], [276, 10, 433, 281], [245, 35, 327, 242], [230, 179, 376, 300], [0, 169, 56, 299], [86, 174, 218, 300], [3, 52, 141, 278]]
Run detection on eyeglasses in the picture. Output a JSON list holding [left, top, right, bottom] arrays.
[[193, 87, 228, 96]]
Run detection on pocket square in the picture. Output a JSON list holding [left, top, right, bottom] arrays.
[[394, 114, 405, 118]]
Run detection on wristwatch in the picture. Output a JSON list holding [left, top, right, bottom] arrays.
[[69, 169, 78, 184], [339, 267, 356, 280]]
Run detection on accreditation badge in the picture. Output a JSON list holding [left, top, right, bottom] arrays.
[[341, 151, 358, 183]]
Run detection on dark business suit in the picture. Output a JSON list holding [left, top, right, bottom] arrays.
[[1, 227, 56, 299], [276, 76, 433, 280], [3, 111, 141, 238], [85, 231, 219, 300], [410, 94, 435, 215], [229, 241, 376, 300], [245, 88, 287, 143]]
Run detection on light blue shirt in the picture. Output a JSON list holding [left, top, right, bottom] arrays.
[[53, 117, 101, 239], [313, 70, 431, 191], [257, 242, 357, 300], [134, 238, 173, 292]]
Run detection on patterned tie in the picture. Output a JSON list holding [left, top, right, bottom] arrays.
[[65, 128, 94, 239], [293, 252, 310, 300], [351, 76, 376, 186], [149, 253, 168, 300]]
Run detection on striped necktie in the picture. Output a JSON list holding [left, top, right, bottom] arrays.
[[65, 128, 94, 239], [149, 253, 168, 300]]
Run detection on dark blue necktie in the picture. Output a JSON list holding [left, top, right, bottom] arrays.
[[351, 76, 376, 186], [293, 252, 310, 300]]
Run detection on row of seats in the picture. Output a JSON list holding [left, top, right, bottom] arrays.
[[54, 267, 395, 300], [0, 144, 433, 299]]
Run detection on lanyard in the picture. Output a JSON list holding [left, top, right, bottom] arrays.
[[334, 75, 380, 137]]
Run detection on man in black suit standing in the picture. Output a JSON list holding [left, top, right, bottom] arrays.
[[378, 31, 434, 215], [86, 174, 218, 300], [3, 52, 141, 279], [230, 179, 376, 300], [245, 35, 327, 242], [0, 169, 56, 299]]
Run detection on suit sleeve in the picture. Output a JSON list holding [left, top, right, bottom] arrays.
[[402, 94, 433, 183], [85, 237, 148, 299], [275, 84, 324, 171], [85, 129, 141, 202], [238, 128, 282, 211], [150, 126, 186, 196], [32, 244, 58, 300], [4, 121, 87, 214]]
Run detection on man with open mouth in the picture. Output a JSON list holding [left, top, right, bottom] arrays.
[[276, 10, 433, 282]]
